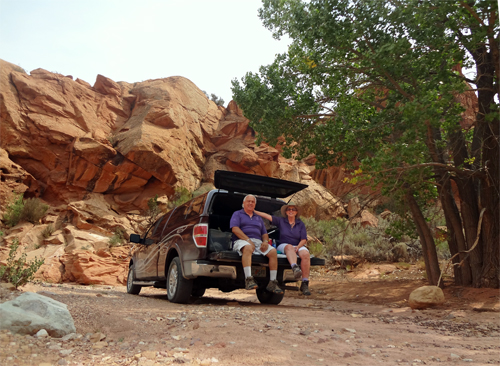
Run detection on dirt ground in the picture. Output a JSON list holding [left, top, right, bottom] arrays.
[[1, 262, 499, 366]]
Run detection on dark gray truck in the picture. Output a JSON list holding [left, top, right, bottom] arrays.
[[127, 170, 325, 305]]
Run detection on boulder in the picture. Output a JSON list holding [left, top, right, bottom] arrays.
[[352, 210, 379, 228], [62, 246, 130, 285], [408, 285, 445, 309], [0, 292, 76, 337]]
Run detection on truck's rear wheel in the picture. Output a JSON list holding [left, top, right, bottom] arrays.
[[167, 257, 193, 304], [192, 287, 206, 298], [256, 286, 285, 305], [126, 264, 142, 295]]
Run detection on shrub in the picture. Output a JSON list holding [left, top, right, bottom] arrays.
[[109, 228, 126, 247], [202, 90, 225, 106], [210, 93, 225, 106], [2, 194, 49, 227], [307, 239, 324, 258], [41, 224, 55, 239], [0, 238, 45, 289], [3, 193, 24, 227], [303, 216, 423, 263], [20, 198, 49, 224], [168, 187, 192, 210]]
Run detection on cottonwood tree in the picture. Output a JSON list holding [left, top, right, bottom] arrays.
[[232, 0, 499, 287]]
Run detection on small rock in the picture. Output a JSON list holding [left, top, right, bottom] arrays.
[[142, 350, 156, 360], [36, 329, 49, 338]]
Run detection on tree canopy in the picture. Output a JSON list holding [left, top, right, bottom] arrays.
[[232, 0, 499, 287]]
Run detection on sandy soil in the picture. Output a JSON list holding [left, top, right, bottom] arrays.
[[1, 263, 499, 366]]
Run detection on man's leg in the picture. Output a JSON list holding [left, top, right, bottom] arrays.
[[241, 243, 255, 268], [239, 241, 257, 290], [265, 248, 283, 294]]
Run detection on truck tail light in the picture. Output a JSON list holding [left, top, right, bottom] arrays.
[[193, 223, 208, 248]]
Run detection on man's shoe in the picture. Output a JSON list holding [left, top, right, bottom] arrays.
[[245, 276, 258, 290], [266, 280, 283, 294], [300, 281, 311, 296], [292, 265, 302, 280]]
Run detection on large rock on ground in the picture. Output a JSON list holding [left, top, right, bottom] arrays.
[[0, 292, 76, 337], [409, 285, 445, 309], [62, 246, 130, 285]]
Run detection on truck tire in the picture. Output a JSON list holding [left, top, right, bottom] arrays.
[[167, 257, 193, 304], [256, 286, 285, 305], [126, 264, 142, 295], [192, 287, 206, 298]]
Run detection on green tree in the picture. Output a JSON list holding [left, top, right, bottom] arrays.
[[232, 0, 499, 287]]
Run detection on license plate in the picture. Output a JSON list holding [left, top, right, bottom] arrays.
[[251, 266, 266, 278]]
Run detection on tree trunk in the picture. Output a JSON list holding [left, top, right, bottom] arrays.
[[405, 190, 441, 286], [470, 44, 500, 288]]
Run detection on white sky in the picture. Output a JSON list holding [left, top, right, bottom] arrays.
[[0, 0, 290, 105]]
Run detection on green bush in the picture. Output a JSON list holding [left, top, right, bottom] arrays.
[[3, 193, 24, 227], [109, 228, 126, 247], [41, 224, 55, 239], [168, 187, 192, 209], [0, 238, 45, 289], [2, 194, 49, 227], [20, 198, 49, 224], [303, 216, 423, 263]]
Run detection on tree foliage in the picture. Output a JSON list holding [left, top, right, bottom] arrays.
[[232, 0, 499, 287]]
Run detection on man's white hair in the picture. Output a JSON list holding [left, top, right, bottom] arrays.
[[242, 194, 257, 207]]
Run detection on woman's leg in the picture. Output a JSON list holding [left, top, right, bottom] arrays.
[[298, 248, 310, 279], [283, 244, 298, 266]]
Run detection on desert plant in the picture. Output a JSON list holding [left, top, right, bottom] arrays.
[[147, 195, 161, 218], [20, 198, 49, 224], [307, 240, 324, 258], [167, 187, 192, 210], [109, 228, 126, 247], [3, 193, 24, 227], [202, 90, 225, 106], [303, 216, 424, 263], [0, 238, 45, 289], [2, 194, 49, 227], [41, 224, 55, 239], [210, 93, 225, 106]]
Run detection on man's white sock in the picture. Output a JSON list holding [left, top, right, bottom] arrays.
[[270, 270, 277, 281], [244, 266, 252, 278]]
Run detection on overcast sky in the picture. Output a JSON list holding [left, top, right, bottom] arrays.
[[0, 0, 290, 105]]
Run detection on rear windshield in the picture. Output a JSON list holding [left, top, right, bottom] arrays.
[[209, 192, 284, 217]]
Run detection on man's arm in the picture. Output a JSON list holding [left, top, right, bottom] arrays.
[[232, 226, 254, 246]]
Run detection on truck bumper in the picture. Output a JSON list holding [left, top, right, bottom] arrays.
[[184, 260, 237, 279], [184, 260, 298, 282]]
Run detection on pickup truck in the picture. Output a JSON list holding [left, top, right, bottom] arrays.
[[127, 170, 325, 305]]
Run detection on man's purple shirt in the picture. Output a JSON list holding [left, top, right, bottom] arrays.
[[271, 216, 307, 246], [230, 209, 267, 242]]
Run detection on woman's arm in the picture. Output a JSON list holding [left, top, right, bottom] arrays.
[[295, 239, 307, 252], [254, 210, 272, 222]]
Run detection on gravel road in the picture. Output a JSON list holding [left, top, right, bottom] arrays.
[[1, 279, 499, 366]]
